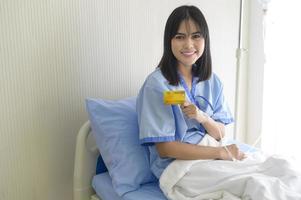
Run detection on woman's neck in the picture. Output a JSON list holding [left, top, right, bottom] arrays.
[[178, 64, 193, 90], [178, 64, 192, 79]]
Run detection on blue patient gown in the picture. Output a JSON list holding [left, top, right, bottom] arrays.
[[136, 68, 234, 179]]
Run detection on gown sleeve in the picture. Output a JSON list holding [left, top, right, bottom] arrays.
[[211, 75, 234, 125], [136, 77, 176, 145]]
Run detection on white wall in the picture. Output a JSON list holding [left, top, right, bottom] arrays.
[[0, 1, 240, 199]]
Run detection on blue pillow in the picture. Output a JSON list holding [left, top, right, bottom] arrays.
[[96, 155, 107, 174], [86, 97, 156, 196]]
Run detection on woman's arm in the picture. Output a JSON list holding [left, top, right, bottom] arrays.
[[181, 102, 225, 140], [174, 102, 244, 161], [200, 115, 225, 141], [156, 141, 243, 160]]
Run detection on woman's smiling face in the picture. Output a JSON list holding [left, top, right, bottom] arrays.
[[171, 19, 205, 69]]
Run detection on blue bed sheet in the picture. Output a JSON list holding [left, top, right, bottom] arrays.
[[92, 172, 122, 200], [92, 172, 167, 200], [225, 138, 259, 153]]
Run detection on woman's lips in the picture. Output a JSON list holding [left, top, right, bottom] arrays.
[[181, 51, 196, 56]]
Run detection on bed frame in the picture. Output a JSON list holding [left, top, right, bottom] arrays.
[[73, 121, 101, 200]]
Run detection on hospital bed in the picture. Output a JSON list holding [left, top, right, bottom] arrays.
[[73, 121, 167, 200], [73, 121, 100, 200], [73, 120, 262, 200]]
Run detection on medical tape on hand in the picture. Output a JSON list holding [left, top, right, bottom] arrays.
[[219, 128, 262, 160], [217, 126, 237, 162], [223, 146, 237, 162]]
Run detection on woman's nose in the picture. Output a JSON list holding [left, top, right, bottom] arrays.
[[184, 38, 193, 48]]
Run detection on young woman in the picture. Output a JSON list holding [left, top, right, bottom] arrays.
[[136, 5, 244, 179]]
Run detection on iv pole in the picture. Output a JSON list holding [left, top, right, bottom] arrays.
[[233, 0, 245, 140]]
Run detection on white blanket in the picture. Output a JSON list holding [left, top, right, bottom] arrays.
[[159, 135, 301, 200]]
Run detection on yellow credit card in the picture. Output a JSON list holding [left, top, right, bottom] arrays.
[[163, 90, 185, 105]]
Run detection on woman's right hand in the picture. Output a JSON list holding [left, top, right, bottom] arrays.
[[219, 144, 245, 161]]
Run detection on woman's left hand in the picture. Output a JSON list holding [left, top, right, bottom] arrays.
[[180, 101, 208, 123]]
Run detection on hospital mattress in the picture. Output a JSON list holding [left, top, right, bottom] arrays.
[[92, 172, 167, 200]]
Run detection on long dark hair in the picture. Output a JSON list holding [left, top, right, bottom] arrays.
[[158, 5, 212, 85]]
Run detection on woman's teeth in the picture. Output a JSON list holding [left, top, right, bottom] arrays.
[[182, 52, 195, 56]]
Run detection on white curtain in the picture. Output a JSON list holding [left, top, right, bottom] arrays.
[[261, 0, 301, 159]]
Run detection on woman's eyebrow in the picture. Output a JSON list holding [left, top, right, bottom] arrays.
[[175, 32, 186, 35], [176, 31, 201, 35]]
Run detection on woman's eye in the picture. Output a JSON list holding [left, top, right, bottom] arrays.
[[175, 35, 184, 40], [192, 34, 202, 39]]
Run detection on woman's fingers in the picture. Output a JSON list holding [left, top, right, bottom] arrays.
[[181, 104, 197, 114], [180, 101, 190, 109], [238, 151, 246, 160], [225, 144, 245, 161]]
